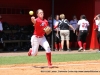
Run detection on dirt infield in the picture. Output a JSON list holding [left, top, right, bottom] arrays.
[[0, 60, 100, 75], [0, 50, 100, 75]]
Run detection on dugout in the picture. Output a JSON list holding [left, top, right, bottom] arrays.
[[0, 0, 99, 50]]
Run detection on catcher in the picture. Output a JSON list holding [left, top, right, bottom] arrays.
[[28, 9, 52, 68]]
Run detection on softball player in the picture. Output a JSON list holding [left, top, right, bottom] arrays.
[[94, 14, 100, 52], [53, 15, 61, 51], [77, 15, 89, 52], [28, 9, 52, 68]]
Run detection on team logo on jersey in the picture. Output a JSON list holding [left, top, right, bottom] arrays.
[[40, 22, 45, 26]]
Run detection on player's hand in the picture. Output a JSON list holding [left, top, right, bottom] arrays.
[[94, 28, 97, 31], [31, 16, 36, 24], [76, 31, 78, 36], [56, 33, 59, 38], [31, 16, 35, 20], [73, 29, 75, 33]]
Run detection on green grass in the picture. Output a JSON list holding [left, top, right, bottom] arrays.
[[0, 53, 100, 65]]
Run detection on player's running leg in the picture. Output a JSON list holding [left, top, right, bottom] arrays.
[[82, 31, 88, 51], [28, 35, 39, 56], [78, 31, 83, 51], [40, 36, 52, 68]]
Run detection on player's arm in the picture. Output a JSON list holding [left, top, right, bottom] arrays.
[[65, 19, 75, 33], [94, 15, 99, 20], [56, 22, 59, 35], [94, 25, 98, 31], [75, 25, 80, 36], [87, 22, 90, 34], [76, 20, 80, 35], [94, 20, 99, 31], [76, 25, 80, 31], [54, 21, 59, 29], [69, 25, 75, 33], [31, 16, 36, 25], [87, 25, 90, 34], [43, 19, 50, 30]]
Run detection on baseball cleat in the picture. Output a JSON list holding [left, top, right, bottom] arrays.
[[28, 48, 32, 56], [48, 64, 52, 68], [59, 49, 63, 51], [78, 47, 83, 52], [83, 49, 86, 51], [55, 49, 59, 51], [67, 48, 71, 52]]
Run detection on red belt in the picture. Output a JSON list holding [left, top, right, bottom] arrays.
[[35, 35, 43, 38]]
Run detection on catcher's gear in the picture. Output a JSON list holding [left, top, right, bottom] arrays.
[[44, 26, 52, 35]]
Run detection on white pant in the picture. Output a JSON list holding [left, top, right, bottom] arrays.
[[31, 35, 51, 56]]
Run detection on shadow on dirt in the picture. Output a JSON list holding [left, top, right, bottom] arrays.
[[33, 65, 59, 69]]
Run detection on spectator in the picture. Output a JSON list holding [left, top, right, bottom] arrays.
[[0, 15, 3, 43], [70, 15, 78, 49], [94, 14, 100, 52], [58, 14, 75, 51], [48, 16, 52, 28], [53, 15, 61, 51]]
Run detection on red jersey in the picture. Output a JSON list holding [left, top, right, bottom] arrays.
[[34, 17, 48, 36]]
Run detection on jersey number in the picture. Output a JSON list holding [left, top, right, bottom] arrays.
[[82, 23, 88, 28]]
